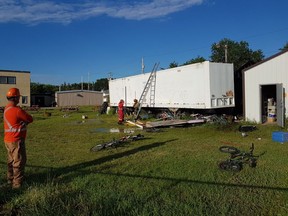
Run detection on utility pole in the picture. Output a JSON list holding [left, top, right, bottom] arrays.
[[141, 57, 145, 74], [88, 72, 90, 90], [216, 43, 228, 63], [108, 72, 112, 80], [224, 44, 228, 63]]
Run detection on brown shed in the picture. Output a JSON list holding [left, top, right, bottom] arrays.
[[55, 90, 103, 107]]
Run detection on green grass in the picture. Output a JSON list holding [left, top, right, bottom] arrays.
[[1, 107, 288, 215]]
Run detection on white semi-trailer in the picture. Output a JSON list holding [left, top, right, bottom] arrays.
[[109, 61, 234, 111]]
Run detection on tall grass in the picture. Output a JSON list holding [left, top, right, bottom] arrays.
[[1, 107, 288, 215]]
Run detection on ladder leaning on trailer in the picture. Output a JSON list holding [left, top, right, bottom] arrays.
[[135, 62, 159, 120]]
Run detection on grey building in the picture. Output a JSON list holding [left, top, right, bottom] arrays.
[[55, 90, 103, 107]]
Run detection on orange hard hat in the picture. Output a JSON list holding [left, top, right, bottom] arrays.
[[6, 88, 20, 98]]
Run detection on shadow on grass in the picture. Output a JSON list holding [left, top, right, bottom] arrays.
[[54, 139, 175, 178], [94, 171, 288, 192], [1, 136, 287, 202], [0, 139, 174, 210], [0, 139, 176, 187], [26, 132, 288, 192]]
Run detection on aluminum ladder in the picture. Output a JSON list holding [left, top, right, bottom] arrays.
[[135, 62, 159, 120]]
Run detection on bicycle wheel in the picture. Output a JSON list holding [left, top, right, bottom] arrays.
[[109, 140, 120, 148], [131, 134, 144, 141], [218, 160, 242, 172], [90, 144, 106, 152], [218, 161, 231, 171], [219, 146, 240, 154], [230, 161, 243, 172], [90, 140, 116, 151]]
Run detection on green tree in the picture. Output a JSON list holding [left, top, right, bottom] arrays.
[[280, 42, 288, 51], [94, 78, 109, 91], [31, 83, 58, 94], [31, 78, 109, 94], [169, 61, 178, 68], [210, 38, 264, 71], [210, 38, 264, 115], [182, 56, 206, 66]]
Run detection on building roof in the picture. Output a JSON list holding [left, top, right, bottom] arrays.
[[0, 69, 30, 73], [56, 90, 103, 94], [243, 49, 288, 72]]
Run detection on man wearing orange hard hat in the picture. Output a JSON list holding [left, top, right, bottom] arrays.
[[3, 88, 33, 189]]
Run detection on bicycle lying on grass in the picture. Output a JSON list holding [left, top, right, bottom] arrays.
[[90, 134, 144, 152], [218, 143, 260, 172]]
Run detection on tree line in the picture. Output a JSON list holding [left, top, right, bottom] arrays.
[[169, 39, 287, 71], [31, 78, 109, 94]]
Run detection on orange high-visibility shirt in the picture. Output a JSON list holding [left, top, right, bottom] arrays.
[[4, 104, 33, 142]]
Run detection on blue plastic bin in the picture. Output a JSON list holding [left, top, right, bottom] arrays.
[[272, 131, 288, 143]]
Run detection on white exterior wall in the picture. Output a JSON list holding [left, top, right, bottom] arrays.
[[109, 61, 234, 109], [154, 62, 208, 108], [244, 51, 288, 122], [210, 62, 234, 108]]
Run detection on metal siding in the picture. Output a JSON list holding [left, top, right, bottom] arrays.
[[56, 91, 103, 107], [109, 75, 149, 107], [245, 52, 288, 122], [155, 63, 207, 108], [276, 83, 284, 127], [209, 62, 235, 107], [109, 61, 235, 109], [245, 71, 261, 122]]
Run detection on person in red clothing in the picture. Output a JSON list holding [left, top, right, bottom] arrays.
[[117, 99, 125, 124], [3, 88, 33, 189]]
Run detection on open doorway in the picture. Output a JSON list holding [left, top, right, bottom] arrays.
[[260, 84, 284, 127], [261, 85, 276, 123]]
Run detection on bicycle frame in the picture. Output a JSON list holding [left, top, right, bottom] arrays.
[[218, 143, 257, 171], [90, 134, 144, 152]]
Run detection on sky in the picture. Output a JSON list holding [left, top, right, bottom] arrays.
[[0, 0, 288, 86]]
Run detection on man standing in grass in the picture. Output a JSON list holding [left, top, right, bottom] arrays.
[[3, 88, 33, 189], [133, 99, 140, 117]]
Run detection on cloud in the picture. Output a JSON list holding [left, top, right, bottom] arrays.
[[0, 0, 203, 24], [110, 0, 203, 20]]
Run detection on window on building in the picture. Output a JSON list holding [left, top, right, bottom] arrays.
[[22, 96, 28, 104], [0, 76, 16, 84], [7, 76, 16, 84], [0, 76, 6, 84]]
